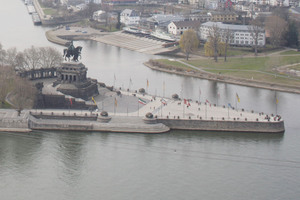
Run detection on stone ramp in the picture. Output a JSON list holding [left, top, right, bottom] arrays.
[[93, 32, 172, 55]]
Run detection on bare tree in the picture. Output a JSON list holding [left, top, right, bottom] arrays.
[[39, 47, 63, 68], [248, 19, 264, 56], [208, 25, 221, 62], [23, 46, 41, 69], [222, 28, 233, 62], [265, 15, 288, 47], [0, 43, 7, 66], [179, 29, 199, 60], [0, 65, 15, 106], [10, 76, 36, 116], [5, 47, 18, 68]]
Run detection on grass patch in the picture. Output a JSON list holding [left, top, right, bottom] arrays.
[[289, 65, 300, 70], [43, 8, 57, 15], [280, 50, 300, 55], [155, 59, 195, 71], [0, 101, 12, 109], [152, 55, 300, 87]]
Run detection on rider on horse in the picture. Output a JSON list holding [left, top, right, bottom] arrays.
[[68, 41, 75, 53]]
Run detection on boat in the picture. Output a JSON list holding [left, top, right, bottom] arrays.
[[150, 30, 176, 42], [122, 26, 141, 34], [32, 13, 41, 25], [27, 4, 36, 14]]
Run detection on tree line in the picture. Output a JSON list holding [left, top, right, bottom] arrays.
[[0, 44, 62, 114], [179, 8, 299, 61]]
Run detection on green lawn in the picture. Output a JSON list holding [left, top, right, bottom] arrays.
[[153, 55, 300, 87], [279, 50, 300, 55], [0, 101, 12, 109], [43, 8, 57, 15]]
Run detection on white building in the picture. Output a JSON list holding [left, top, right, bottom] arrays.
[[199, 22, 265, 47], [93, 10, 106, 22], [120, 9, 140, 25], [168, 21, 201, 36], [85, 0, 102, 4]]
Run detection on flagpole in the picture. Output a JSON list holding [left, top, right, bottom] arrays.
[[275, 91, 278, 115], [205, 103, 207, 119], [163, 81, 165, 98], [161, 100, 163, 117], [138, 100, 139, 117], [198, 87, 201, 103], [228, 106, 229, 119], [113, 73, 116, 89]]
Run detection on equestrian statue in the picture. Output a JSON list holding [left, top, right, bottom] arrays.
[[63, 41, 83, 62]]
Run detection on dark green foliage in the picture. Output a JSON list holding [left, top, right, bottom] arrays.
[[285, 21, 299, 48]]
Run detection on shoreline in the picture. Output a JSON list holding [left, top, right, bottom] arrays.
[[144, 62, 300, 94], [45, 27, 300, 94]]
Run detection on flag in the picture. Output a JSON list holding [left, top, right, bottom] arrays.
[[184, 99, 191, 106], [114, 97, 117, 107], [276, 97, 278, 104], [138, 98, 146, 105], [228, 103, 233, 109], [206, 99, 211, 107], [92, 97, 96, 105], [147, 79, 149, 87], [129, 77, 132, 85], [69, 98, 72, 106], [161, 98, 167, 105], [236, 93, 240, 103]]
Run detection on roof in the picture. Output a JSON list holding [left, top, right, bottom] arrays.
[[150, 14, 185, 23], [121, 9, 139, 17], [171, 20, 202, 28], [201, 22, 264, 32]]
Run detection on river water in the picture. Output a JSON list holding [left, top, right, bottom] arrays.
[[0, 1, 300, 199]]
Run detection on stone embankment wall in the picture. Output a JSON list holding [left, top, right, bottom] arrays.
[[157, 118, 285, 133]]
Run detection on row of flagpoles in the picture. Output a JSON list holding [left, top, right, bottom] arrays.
[[87, 74, 280, 116]]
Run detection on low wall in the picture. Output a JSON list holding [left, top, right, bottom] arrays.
[[157, 118, 285, 133], [31, 113, 98, 121]]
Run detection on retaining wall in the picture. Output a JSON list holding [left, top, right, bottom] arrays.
[[157, 118, 285, 133]]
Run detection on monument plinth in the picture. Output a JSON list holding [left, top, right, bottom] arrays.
[[56, 61, 98, 100]]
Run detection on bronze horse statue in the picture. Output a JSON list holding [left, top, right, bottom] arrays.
[[63, 45, 82, 62]]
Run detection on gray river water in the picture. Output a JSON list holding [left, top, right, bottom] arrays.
[[0, 0, 300, 199]]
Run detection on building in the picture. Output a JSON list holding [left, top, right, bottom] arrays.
[[120, 9, 140, 25], [85, 0, 102, 3], [93, 10, 106, 22], [208, 11, 237, 23], [143, 14, 185, 30], [199, 22, 265, 46], [168, 20, 201, 35], [189, 14, 211, 22], [105, 0, 138, 4]]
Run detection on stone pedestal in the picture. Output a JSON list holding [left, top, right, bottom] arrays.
[[56, 62, 98, 100]]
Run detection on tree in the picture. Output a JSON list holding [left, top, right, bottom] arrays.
[[23, 46, 41, 70], [265, 15, 288, 47], [222, 28, 233, 62], [10, 76, 36, 116], [0, 65, 15, 106], [0, 43, 6, 66], [285, 20, 299, 48], [208, 25, 221, 62], [39, 47, 63, 69], [179, 29, 199, 60], [248, 19, 264, 56], [204, 41, 226, 57]]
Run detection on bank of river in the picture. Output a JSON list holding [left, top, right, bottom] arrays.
[[145, 61, 300, 94]]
